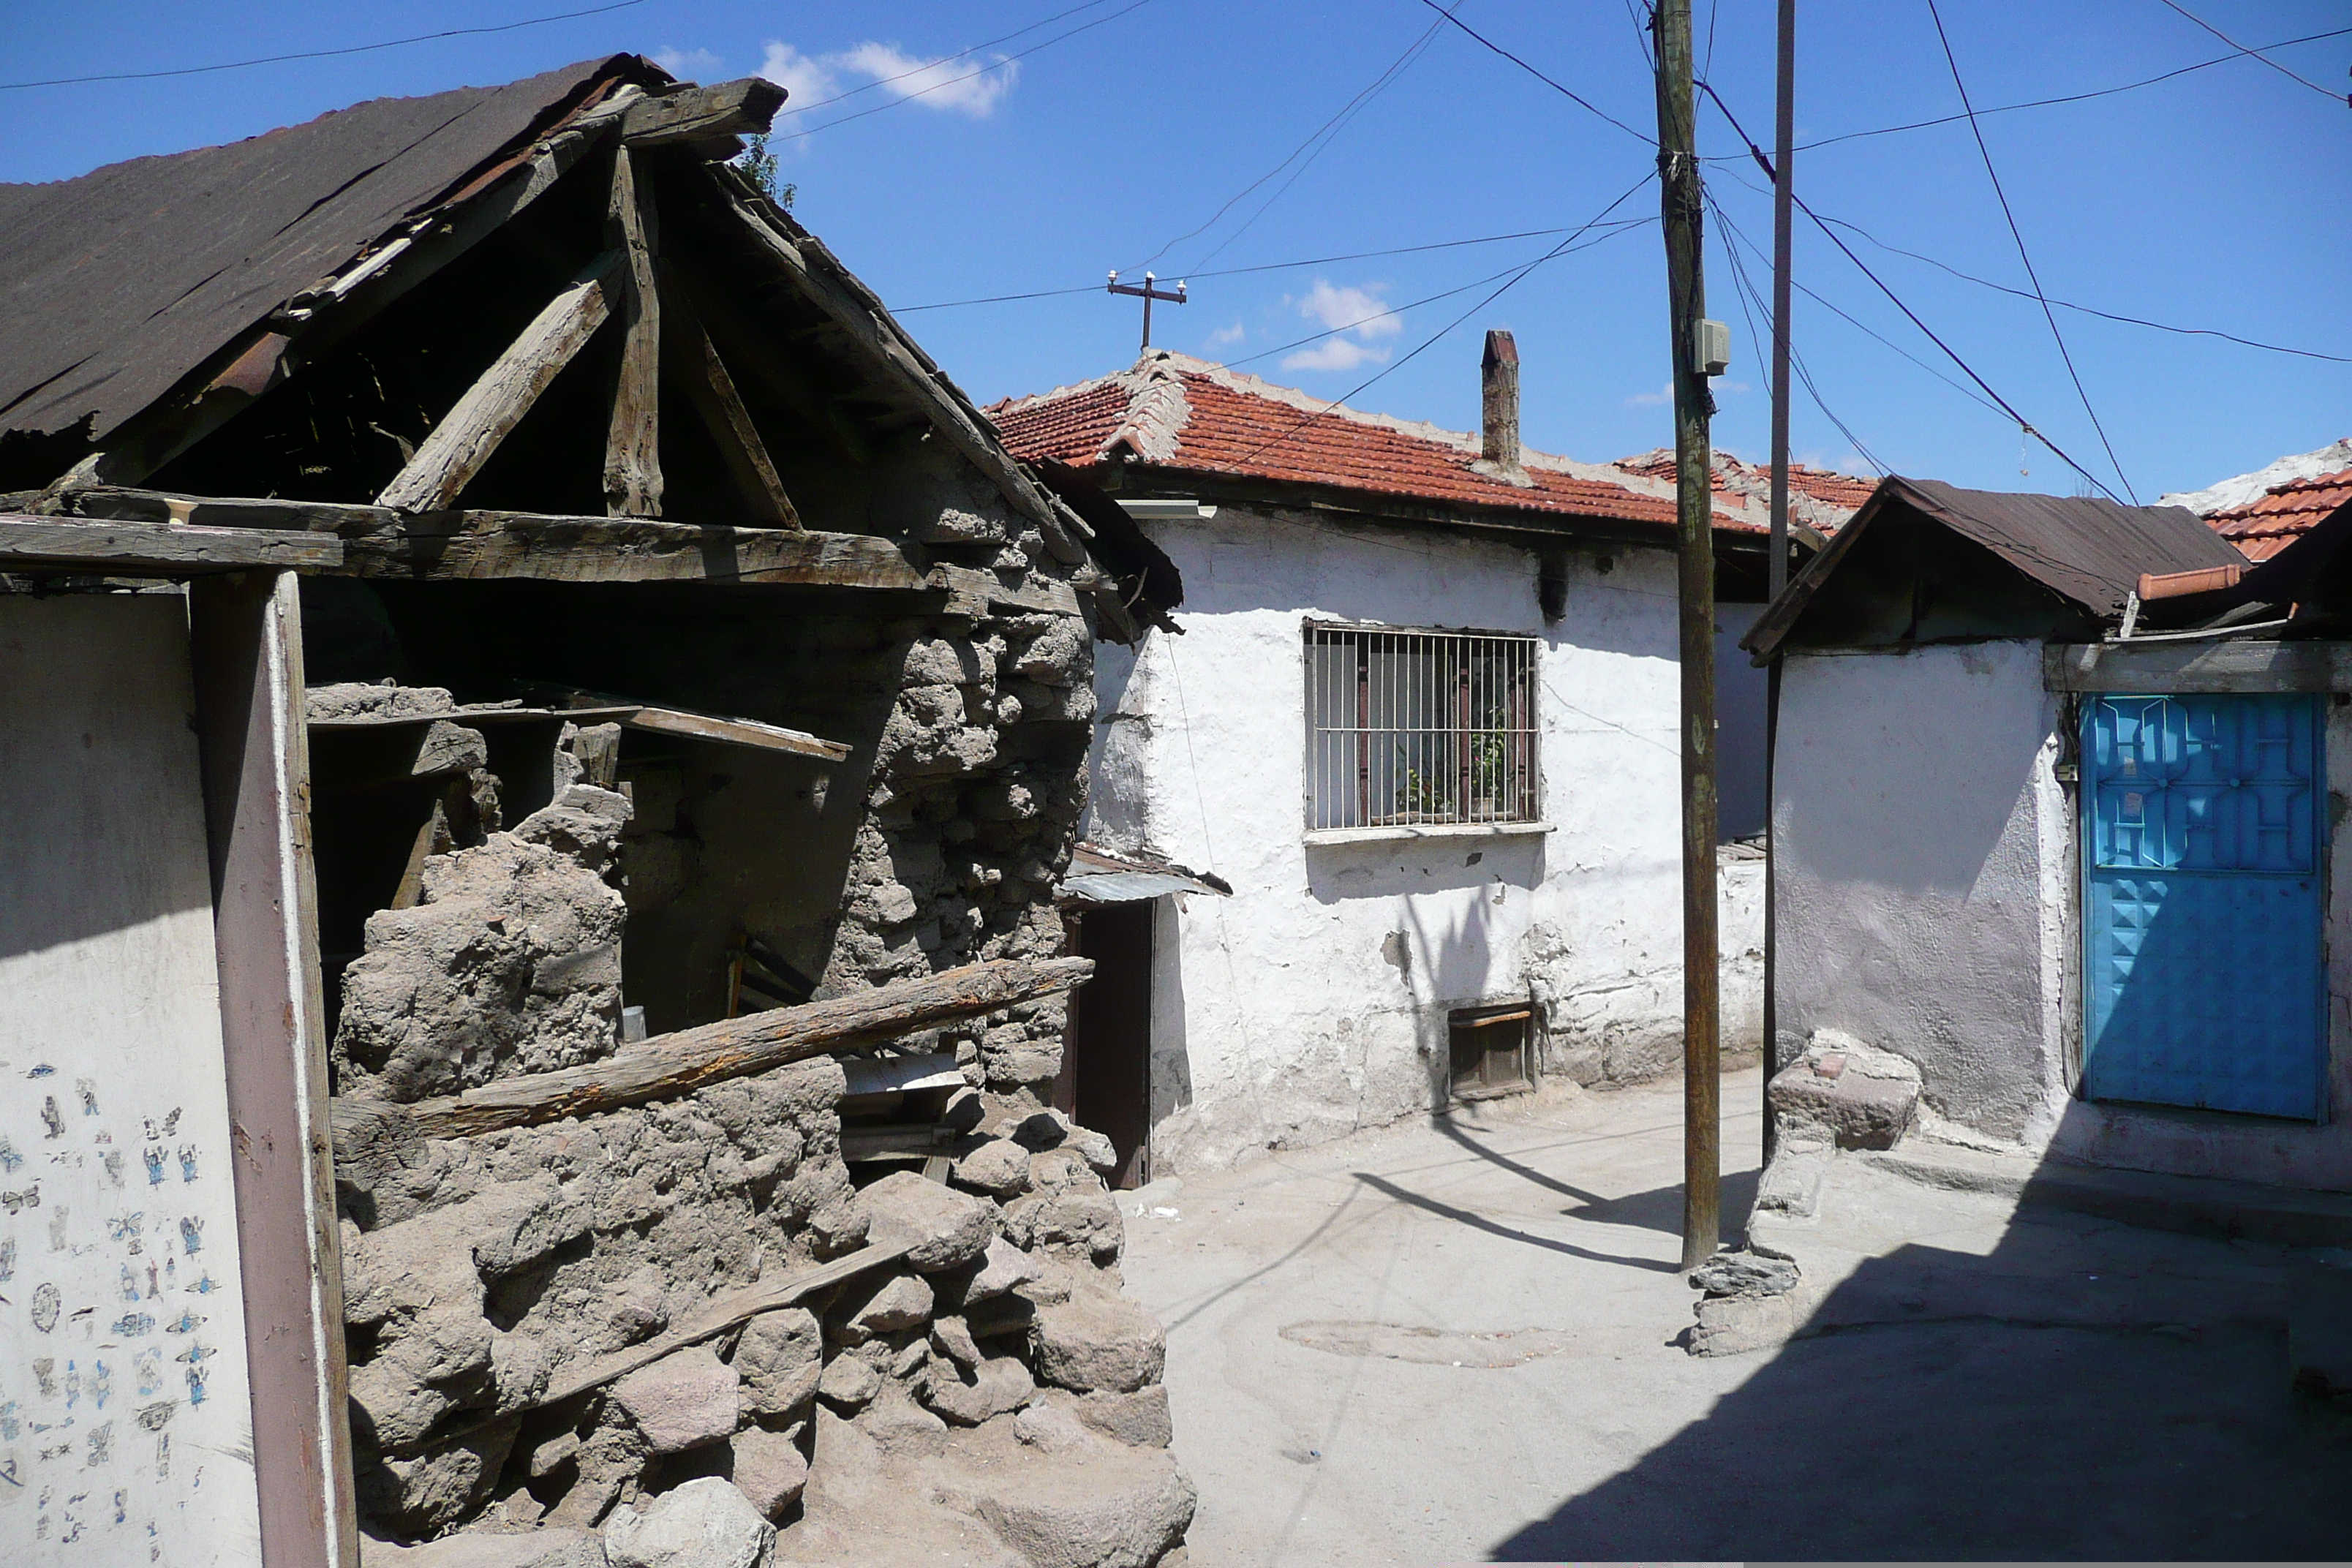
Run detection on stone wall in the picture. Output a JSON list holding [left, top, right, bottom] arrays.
[[328, 501, 1193, 1563]]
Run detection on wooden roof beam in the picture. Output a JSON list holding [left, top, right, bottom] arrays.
[[0, 513, 344, 573], [377, 253, 619, 513], [603, 149, 663, 517], [622, 78, 786, 146]]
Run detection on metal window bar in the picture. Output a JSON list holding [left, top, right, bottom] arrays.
[[1306, 625, 1539, 829]]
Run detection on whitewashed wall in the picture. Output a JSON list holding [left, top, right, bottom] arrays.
[[1775, 640, 2352, 1189], [0, 598, 264, 1564], [1088, 505, 1762, 1174]]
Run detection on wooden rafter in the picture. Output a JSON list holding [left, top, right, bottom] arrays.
[[662, 276, 800, 527], [620, 78, 786, 146], [603, 148, 663, 518], [377, 252, 620, 513]]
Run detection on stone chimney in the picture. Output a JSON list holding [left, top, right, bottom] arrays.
[[1477, 329, 1530, 483]]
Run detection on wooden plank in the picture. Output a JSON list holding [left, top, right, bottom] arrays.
[[715, 178, 1088, 563], [603, 150, 663, 519], [328, 957, 1091, 1150], [931, 562, 1084, 618], [840, 1050, 965, 1099], [417, 1237, 910, 1457], [0, 514, 344, 570], [60, 488, 934, 589], [623, 706, 850, 762], [2045, 639, 2352, 694], [377, 253, 619, 513], [622, 78, 787, 145], [187, 571, 361, 1567], [664, 283, 801, 527]]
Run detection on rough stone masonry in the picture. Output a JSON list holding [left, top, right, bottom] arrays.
[[334, 475, 1194, 1566]]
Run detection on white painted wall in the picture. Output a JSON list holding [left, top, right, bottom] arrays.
[[1773, 642, 2068, 1141], [0, 597, 265, 1564], [1776, 639, 2352, 1190], [1088, 505, 1762, 1174]]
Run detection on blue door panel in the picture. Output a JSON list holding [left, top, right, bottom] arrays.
[[2082, 694, 2324, 1120]]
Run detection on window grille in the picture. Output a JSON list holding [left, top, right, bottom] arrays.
[[1305, 623, 1540, 831]]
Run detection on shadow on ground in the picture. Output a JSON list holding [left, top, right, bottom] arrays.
[[1491, 1185, 2346, 1561]]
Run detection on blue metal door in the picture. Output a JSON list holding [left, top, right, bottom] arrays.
[[2083, 693, 2325, 1118]]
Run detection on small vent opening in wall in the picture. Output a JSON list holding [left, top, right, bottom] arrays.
[[1449, 1002, 1534, 1100]]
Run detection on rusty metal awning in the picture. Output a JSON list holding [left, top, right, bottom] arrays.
[[1057, 843, 1229, 905]]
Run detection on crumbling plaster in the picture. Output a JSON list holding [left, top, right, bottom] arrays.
[[1776, 641, 2352, 1191], [1087, 505, 1763, 1175]]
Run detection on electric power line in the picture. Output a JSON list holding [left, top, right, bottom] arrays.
[[1221, 172, 1658, 469], [1408, 0, 1656, 146], [1749, 24, 2352, 158], [1696, 78, 2124, 501], [0, 0, 646, 91], [1925, 0, 2136, 501], [776, 0, 1156, 143], [772, 0, 1127, 118], [2149, 0, 2347, 102], [894, 218, 1654, 314]]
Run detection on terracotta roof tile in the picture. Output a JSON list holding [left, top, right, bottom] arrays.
[[987, 353, 1874, 540], [2204, 467, 2352, 562]]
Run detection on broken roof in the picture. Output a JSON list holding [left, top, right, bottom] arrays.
[[0, 58, 635, 444], [1744, 475, 2245, 658], [2201, 464, 2352, 563], [987, 351, 1866, 543]]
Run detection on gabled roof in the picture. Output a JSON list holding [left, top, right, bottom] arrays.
[[0, 58, 636, 444], [1744, 475, 2246, 658], [988, 350, 1866, 541]]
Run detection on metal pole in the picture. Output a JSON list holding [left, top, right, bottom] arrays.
[[1653, 0, 1720, 1273], [1763, 0, 1795, 1169]]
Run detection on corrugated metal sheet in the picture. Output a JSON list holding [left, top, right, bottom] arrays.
[[1057, 843, 1228, 904], [1746, 476, 2246, 658]]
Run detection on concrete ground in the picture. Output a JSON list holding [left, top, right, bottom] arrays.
[[1119, 1068, 2346, 1565]]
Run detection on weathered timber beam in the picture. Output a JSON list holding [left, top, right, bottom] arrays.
[[603, 150, 663, 518], [622, 78, 786, 145], [329, 956, 1092, 1151], [417, 1237, 911, 1457], [53, 86, 642, 494], [0, 514, 344, 571], [57, 486, 929, 588], [519, 680, 850, 761], [377, 252, 619, 512], [930, 562, 1082, 619], [712, 171, 1087, 563], [661, 278, 801, 527], [377, 252, 620, 513]]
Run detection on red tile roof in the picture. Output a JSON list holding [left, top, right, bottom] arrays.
[[2204, 467, 2352, 562], [987, 353, 1872, 540], [1616, 448, 1879, 514]]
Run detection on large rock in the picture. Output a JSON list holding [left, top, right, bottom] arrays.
[[952, 1139, 1033, 1198], [603, 1478, 775, 1568], [1031, 1289, 1165, 1394], [728, 1428, 809, 1521], [732, 1310, 821, 1421], [856, 1171, 998, 1273], [1767, 1033, 1920, 1150], [829, 1272, 933, 1344], [919, 1354, 1034, 1425], [963, 1237, 1043, 1304], [1066, 1387, 1172, 1449], [1689, 1252, 1800, 1298], [932, 1419, 1195, 1568], [610, 1349, 741, 1455], [1688, 1290, 1804, 1357]]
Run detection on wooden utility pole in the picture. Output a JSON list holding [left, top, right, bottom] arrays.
[[1763, 0, 1795, 1168], [1653, 0, 1720, 1272]]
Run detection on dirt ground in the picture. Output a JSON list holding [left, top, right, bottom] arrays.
[[1119, 1068, 2346, 1565]]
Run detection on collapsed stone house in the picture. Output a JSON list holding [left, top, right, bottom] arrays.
[[0, 56, 1194, 1568]]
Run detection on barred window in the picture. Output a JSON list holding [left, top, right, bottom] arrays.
[[1305, 622, 1541, 832]]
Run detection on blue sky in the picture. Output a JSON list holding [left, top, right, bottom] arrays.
[[2, 1, 2345, 498]]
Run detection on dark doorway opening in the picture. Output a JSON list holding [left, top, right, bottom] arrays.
[[1449, 1001, 1533, 1100], [1058, 901, 1154, 1188]]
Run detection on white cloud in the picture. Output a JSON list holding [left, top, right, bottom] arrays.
[[653, 46, 725, 80], [761, 39, 1017, 119], [1283, 338, 1391, 372], [1627, 382, 1672, 406], [1204, 322, 1246, 350], [761, 42, 840, 108], [1297, 279, 1400, 340], [834, 42, 1018, 116], [1279, 280, 1399, 373]]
